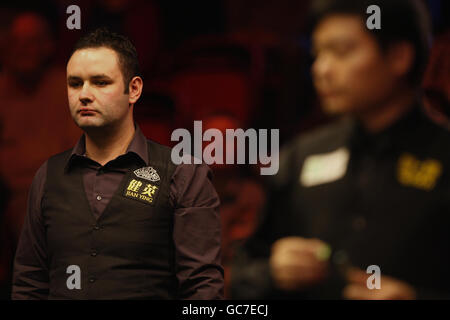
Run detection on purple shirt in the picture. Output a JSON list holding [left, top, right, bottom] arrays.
[[12, 125, 224, 299]]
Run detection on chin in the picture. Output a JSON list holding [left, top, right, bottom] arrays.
[[75, 119, 104, 131], [321, 102, 351, 115]]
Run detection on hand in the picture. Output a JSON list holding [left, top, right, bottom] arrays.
[[269, 236, 329, 291], [343, 267, 416, 300]]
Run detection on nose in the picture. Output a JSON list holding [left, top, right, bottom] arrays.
[[312, 54, 332, 83], [79, 82, 94, 105]]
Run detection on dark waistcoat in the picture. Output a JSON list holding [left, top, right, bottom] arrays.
[[42, 140, 177, 299]]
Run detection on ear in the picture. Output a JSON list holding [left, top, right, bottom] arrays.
[[128, 76, 143, 105], [387, 42, 415, 80]]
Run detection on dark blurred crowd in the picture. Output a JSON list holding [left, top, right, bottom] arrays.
[[0, 0, 448, 299]]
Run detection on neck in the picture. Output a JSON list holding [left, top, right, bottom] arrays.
[[355, 88, 417, 134], [84, 120, 135, 166]]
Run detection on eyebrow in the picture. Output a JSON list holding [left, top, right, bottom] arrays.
[[312, 38, 355, 52], [67, 74, 113, 81]]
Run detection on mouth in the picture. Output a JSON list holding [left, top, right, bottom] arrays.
[[318, 90, 341, 100], [317, 87, 336, 95], [78, 108, 98, 116]]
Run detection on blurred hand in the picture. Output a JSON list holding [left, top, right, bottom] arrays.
[[269, 236, 329, 291], [343, 268, 416, 300]]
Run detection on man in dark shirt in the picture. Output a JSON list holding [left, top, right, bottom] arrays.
[[231, 0, 450, 299], [12, 28, 223, 299]]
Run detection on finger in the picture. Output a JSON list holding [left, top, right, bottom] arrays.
[[276, 268, 327, 290], [275, 255, 329, 278], [283, 247, 331, 270], [342, 284, 377, 300], [273, 266, 328, 284], [282, 249, 328, 265], [274, 236, 327, 253], [284, 238, 329, 257], [346, 267, 369, 285]]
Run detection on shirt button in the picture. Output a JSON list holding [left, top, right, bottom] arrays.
[[96, 195, 102, 201], [352, 216, 367, 231]]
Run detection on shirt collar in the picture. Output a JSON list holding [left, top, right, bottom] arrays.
[[65, 123, 149, 171]]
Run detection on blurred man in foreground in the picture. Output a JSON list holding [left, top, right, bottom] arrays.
[[231, 0, 450, 299]]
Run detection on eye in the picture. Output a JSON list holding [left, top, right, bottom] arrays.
[[68, 81, 82, 88], [95, 80, 109, 86], [334, 48, 350, 57], [332, 43, 355, 58]]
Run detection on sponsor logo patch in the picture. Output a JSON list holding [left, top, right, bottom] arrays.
[[397, 153, 442, 191], [133, 166, 160, 182], [123, 177, 159, 205]]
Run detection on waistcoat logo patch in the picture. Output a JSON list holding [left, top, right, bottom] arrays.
[[397, 153, 442, 191], [123, 177, 160, 205], [134, 166, 160, 182]]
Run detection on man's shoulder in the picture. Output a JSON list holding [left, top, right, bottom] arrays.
[[144, 139, 183, 180], [47, 147, 75, 163], [145, 138, 173, 154], [145, 139, 175, 166], [271, 117, 354, 187], [283, 116, 355, 159], [424, 114, 450, 141], [41, 148, 77, 176], [416, 108, 450, 160], [31, 147, 74, 184]]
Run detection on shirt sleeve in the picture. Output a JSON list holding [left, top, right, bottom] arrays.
[[170, 163, 224, 299], [11, 161, 49, 300]]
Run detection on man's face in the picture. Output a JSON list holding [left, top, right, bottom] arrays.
[[312, 15, 397, 115], [67, 47, 130, 130]]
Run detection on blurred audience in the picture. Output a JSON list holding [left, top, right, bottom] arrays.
[[86, 0, 161, 75], [0, 12, 81, 244]]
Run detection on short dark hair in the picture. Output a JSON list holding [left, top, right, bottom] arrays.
[[71, 27, 141, 93], [308, 0, 432, 86]]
